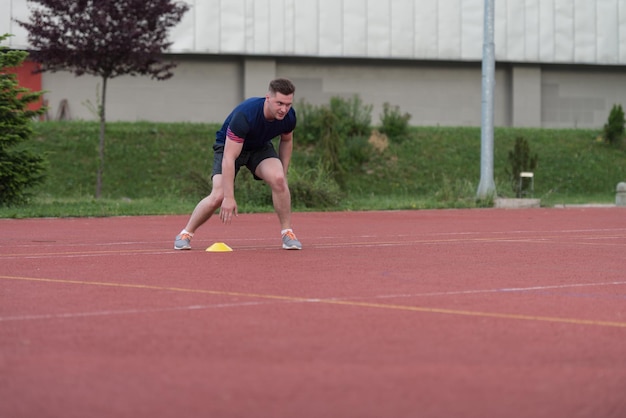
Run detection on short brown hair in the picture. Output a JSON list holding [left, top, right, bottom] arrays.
[[269, 78, 295, 96]]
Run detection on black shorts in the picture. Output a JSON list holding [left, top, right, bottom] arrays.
[[212, 142, 278, 181]]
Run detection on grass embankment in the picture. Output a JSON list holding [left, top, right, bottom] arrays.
[[1, 121, 624, 218]]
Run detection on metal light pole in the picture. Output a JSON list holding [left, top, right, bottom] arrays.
[[476, 0, 496, 199]]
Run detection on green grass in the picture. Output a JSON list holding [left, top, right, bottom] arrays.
[[26, 121, 214, 199], [2, 121, 625, 218], [344, 126, 625, 208]]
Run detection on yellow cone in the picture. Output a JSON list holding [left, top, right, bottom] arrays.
[[205, 242, 233, 252]]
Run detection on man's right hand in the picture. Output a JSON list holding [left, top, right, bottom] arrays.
[[220, 196, 238, 224]]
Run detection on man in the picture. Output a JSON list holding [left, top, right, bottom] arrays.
[[174, 78, 302, 250]]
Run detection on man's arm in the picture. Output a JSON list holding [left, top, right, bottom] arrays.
[[278, 131, 293, 176], [220, 138, 243, 223]]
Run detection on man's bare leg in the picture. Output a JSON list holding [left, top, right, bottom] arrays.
[[174, 175, 224, 249], [255, 159, 301, 249]]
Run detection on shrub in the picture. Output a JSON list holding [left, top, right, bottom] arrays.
[[184, 161, 343, 210], [0, 34, 48, 206], [288, 161, 343, 208], [295, 100, 324, 146], [379, 102, 411, 142], [329, 95, 372, 138], [296, 95, 372, 146], [603, 104, 625, 146], [295, 95, 374, 187], [507, 137, 538, 198]]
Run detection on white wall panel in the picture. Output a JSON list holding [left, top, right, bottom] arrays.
[[2, 0, 29, 48], [248, 0, 265, 52], [460, 0, 483, 60], [366, 0, 391, 57], [293, 1, 318, 56], [282, 0, 296, 55], [573, 0, 596, 63], [494, 0, 508, 59], [437, 0, 462, 59], [390, 0, 415, 58], [506, 0, 526, 60], [0, 0, 14, 46], [2, 0, 626, 65], [267, 0, 289, 55], [523, 0, 540, 61], [553, 0, 575, 62], [343, 1, 367, 57], [219, 0, 246, 53], [538, 0, 556, 61], [193, 0, 221, 52], [413, 0, 438, 58], [318, 0, 342, 56], [596, 0, 619, 63], [621, 0, 626, 62], [318, 0, 343, 56], [169, 0, 195, 51]]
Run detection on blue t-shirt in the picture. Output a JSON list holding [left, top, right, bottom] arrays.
[[215, 97, 297, 151]]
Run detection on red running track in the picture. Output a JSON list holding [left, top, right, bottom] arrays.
[[1, 208, 626, 418]]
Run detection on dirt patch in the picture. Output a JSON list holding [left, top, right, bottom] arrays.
[[368, 130, 389, 153]]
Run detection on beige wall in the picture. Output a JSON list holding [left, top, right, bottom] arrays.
[[278, 59, 511, 127], [511, 66, 541, 127], [541, 67, 626, 128], [41, 57, 242, 123], [39, 55, 626, 129]]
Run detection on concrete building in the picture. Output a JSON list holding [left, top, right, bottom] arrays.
[[2, 0, 625, 128]]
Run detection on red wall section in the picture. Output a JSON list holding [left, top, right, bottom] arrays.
[[6, 60, 44, 111]]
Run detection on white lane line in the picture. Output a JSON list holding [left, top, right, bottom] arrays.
[[0, 300, 280, 322]]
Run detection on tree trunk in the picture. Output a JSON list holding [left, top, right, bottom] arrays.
[[95, 76, 108, 199]]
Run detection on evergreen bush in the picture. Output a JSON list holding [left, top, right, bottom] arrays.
[[295, 95, 374, 187], [379, 102, 411, 142], [288, 161, 343, 208], [603, 104, 625, 146], [0, 34, 47, 206], [507, 137, 538, 198]]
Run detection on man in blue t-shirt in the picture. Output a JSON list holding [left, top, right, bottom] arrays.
[[174, 78, 302, 250]]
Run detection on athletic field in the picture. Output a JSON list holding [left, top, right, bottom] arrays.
[[2, 208, 625, 418]]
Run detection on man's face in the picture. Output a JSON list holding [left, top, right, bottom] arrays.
[[265, 92, 293, 120]]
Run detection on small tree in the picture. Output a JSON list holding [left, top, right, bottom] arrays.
[[603, 104, 625, 146], [507, 137, 538, 198], [17, 0, 189, 198], [0, 34, 47, 206], [379, 102, 411, 143]]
